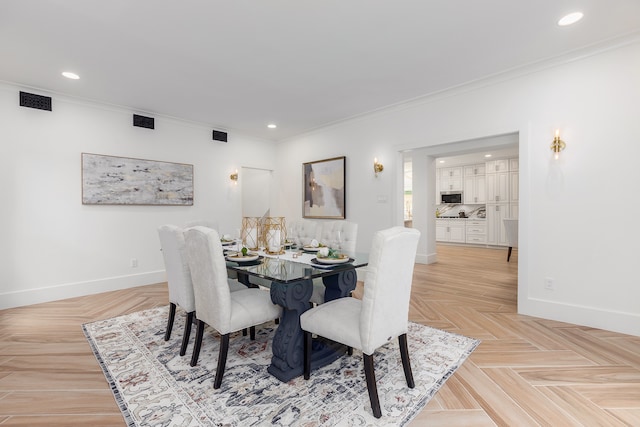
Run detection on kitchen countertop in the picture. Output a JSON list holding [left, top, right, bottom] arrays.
[[436, 217, 486, 220]]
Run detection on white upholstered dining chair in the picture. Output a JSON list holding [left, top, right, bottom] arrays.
[[309, 220, 358, 305], [158, 224, 198, 357], [183, 219, 219, 231], [184, 226, 282, 389], [503, 218, 518, 262], [158, 224, 246, 356], [300, 226, 420, 418], [287, 219, 318, 247]]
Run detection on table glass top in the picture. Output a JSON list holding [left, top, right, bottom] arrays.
[[225, 249, 369, 283]]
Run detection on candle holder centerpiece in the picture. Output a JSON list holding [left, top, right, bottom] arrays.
[[263, 216, 286, 255], [241, 217, 260, 250]]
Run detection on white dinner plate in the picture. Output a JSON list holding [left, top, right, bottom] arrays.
[[302, 246, 322, 252], [221, 240, 235, 246], [226, 254, 259, 263], [314, 256, 352, 264]]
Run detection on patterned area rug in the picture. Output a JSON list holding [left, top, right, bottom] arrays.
[[83, 306, 479, 426]]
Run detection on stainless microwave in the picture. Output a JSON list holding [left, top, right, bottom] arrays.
[[441, 192, 462, 204]]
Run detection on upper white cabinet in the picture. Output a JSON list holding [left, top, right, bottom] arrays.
[[486, 159, 509, 173], [464, 174, 486, 204], [439, 167, 463, 192], [463, 164, 486, 176], [486, 171, 509, 203], [509, 158, 519, 172]]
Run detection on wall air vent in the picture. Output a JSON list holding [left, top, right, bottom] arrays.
[[19, 91, 52, 111], [133, 114, 155, 129], [212, 130, 228, 143]]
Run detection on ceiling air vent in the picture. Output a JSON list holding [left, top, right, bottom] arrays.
[[19, 91, 52, 111], [212, 130, 228, 142], [133, 114, 155, 129]]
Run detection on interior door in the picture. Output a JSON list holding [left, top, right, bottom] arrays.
[[241, 167, 273, 218]]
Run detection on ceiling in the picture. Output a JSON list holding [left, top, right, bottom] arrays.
[[2, 1, 639, 142]]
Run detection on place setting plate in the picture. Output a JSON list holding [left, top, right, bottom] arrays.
[[310, 255, 354, 268], [225, 253, 262, 264]]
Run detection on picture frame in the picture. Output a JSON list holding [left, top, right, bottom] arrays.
[[303, 156, 346, 219], [81, 153, 194, 205]]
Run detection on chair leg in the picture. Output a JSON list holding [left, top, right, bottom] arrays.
[[164, 303, 176, 341], [303, 331, 312, 380], [398, 333, 415, 388], [179, 311, 194, 356], [363, 353, 382, 418], [242, 328, 247, 336], [347, 346, 353, 356], [507, 246, 513, 262], [214, 334, 230, 389], [250, 326, 256, 340], [190, 319, 205, 367]]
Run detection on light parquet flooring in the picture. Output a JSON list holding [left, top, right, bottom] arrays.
[[1, 244, 639, 426], [410, 245, 640, 427]]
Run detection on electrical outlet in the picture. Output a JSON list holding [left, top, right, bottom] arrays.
[[130, 258, 138, 268], [544, 277, 555, 291]]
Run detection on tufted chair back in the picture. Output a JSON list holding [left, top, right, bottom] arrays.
[[317, 220, 358, 253], [359, 226, 420, 355], [288, 219, 318, 247], [158, 224, 195, 313], [184, 226, 233, 333], [183, 219, 219, 231]]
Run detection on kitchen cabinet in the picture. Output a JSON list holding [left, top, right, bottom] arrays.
[[465, 220, 487, 244], [464, 174, 486, 204], [510, 171, 519, 203], [486, 204, 509, 245], [486, 171, 509, 203], [486, 159, 509, 173], [439, 167, 463, 192], [435, 219, 465, 243], [464, 164, 486, 176], [435, 219, 447, 241], [510, 203, 519, 219], [509, 158, 519, 172]]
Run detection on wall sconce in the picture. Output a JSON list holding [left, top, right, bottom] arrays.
[[373, 158, 384, 177], [551, 129, 566, 160], [230, 169, 238, 184]]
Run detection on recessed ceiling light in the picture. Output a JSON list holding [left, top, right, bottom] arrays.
[[558, 12, 583, 26], [484, 154, 492, 158], [267, 123, 277, 129], [439, 160, 445, 164], [62, 71, 80, 80]]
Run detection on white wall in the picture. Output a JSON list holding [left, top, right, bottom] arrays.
[[275, 40, 640, 336], [3, 41, 638, 337], [0, 84, 276, 309]]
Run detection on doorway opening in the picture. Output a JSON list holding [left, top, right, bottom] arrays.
[[402, 132, 519, 267]]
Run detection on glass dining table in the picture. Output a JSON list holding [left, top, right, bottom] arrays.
[[225, 248, 369, 382]]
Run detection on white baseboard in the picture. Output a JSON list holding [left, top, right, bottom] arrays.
[[0, 271, 166, 310], [521, 297, 640, 337], [416, 252, 437, 264]]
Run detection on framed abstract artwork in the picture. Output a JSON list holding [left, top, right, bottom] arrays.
[[303, 156, 345, 219], [81, 153, 194, 205]]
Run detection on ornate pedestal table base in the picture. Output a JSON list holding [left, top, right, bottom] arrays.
[[267, 269, 357, 382]]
